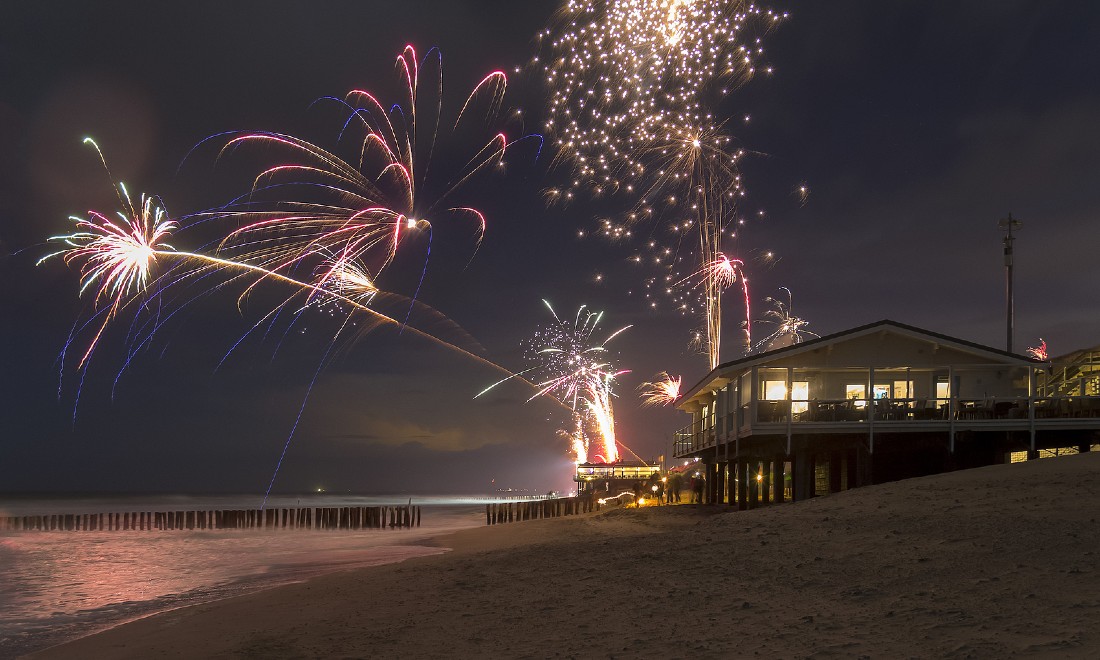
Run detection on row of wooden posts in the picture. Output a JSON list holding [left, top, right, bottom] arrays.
[[485, 495, 598, 525], [0, 505, 420, 532]]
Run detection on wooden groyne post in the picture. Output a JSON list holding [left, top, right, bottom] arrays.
[[0, 504, 422, 532], [484, 495, 599, 525]]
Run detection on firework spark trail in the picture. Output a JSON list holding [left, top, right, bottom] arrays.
[[261, 312, 352, 510], [751, 286, 817, 353], [56, 237, 531, 386], [586, 377, 619, 463], [476, 300, 632, 463], [674, 253, 751, 365]]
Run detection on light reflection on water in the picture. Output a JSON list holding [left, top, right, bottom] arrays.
[[0, 495, 497, 656]]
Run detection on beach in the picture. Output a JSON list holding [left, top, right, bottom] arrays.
[[29, 453, 1100, 658]]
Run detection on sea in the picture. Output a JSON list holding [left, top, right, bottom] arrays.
[[0, 493, 510, 657]]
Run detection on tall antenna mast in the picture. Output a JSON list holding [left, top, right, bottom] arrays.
[[998, 213, 1023, 353]]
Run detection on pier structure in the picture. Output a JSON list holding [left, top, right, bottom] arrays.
[[573, 462, 660, 496]]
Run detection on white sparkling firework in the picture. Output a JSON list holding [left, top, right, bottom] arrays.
[[539, 0, 786, 207], [527, 301, 631, 463]]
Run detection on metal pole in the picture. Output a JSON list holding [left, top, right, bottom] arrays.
[[999, 214, 1022, 353]]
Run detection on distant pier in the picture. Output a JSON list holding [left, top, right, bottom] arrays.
[[0, 505, 420, 531]]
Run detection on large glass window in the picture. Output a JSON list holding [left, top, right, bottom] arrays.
[[893, 380, 915, 399], [764, 380, 787, 400], [763, 379, 809, 413]]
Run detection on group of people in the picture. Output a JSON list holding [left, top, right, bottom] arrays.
[[630, 470, 707, 505]]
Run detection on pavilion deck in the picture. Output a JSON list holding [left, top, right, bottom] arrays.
[[674, 395, 1100, 457]]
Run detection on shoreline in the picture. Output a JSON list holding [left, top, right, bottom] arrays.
[[29, 453, 1100, 658], [3, 541, 451, 658], [2, 505, 486, 657]]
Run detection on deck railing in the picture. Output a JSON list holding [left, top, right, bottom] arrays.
[[674, 395, 1100, 455]]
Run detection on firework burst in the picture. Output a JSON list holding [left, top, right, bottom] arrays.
[[638, 371, 682, 407], [1026, 339, 1049, 361], [751, 286, 817, 353], [208, 45, 521, 315], [37, 139, 177, 367]]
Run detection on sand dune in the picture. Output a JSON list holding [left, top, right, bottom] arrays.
[[31, 452, 1100, 658]]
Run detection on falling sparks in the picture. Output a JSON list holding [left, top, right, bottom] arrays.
[[537, 1, 786, 368], [795, 181, 809, 206], [539, 0, 786, 205]]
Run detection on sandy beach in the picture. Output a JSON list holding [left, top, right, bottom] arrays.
[[29, 453, 1100, 658]]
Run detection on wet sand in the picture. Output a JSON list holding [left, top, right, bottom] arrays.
[[30, 452, 1100, 658]]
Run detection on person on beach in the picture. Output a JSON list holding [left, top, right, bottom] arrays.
[[692, 473, 706, 503], [670, 473, 683, 503], [646, 472, 661, 504]]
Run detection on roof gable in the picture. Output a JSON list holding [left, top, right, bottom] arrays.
[[678, 320, 1041, 405]]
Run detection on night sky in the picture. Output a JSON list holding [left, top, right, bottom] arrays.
[[2, 1, 1098, 496]]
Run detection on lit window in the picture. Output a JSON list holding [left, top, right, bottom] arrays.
[[791, 381, 809, 414], [764, 380, 787, 400], [846, 384, 867, 408], [936, 381, 950, 405]]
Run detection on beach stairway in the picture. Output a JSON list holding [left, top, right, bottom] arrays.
[[1041, 347, 1100, 397], [0, 505, 420, 532]]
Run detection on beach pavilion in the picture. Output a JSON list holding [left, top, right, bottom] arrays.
[[670, 320, 1100, 507]]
